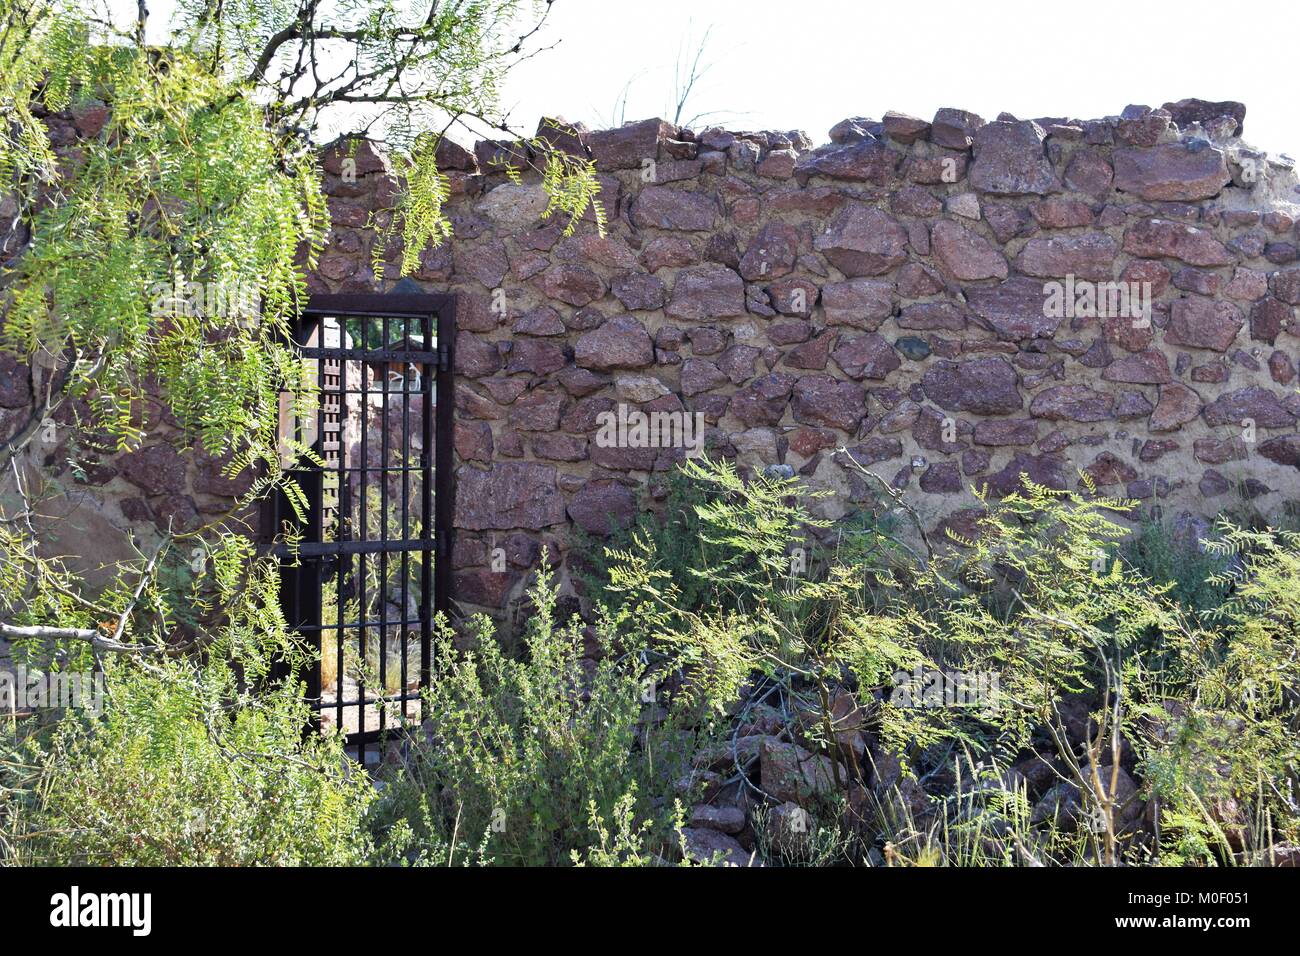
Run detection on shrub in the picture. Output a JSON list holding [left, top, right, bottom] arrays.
[[16, 665, 375, 866], [604, 458, 929, 725], [1133, 523, 1300, 863], [4, 544, 379, 867], [1122, 517, 1231, 615], [599, 457, 1300, 866], [572, 465, 722, 617], [371, 561, 701, 866]]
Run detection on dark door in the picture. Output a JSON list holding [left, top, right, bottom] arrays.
[[265, 293, 455, 759]]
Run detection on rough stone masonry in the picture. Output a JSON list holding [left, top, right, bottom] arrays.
[[7, 98, 1300, 621], [317, 99, 1300, 615]]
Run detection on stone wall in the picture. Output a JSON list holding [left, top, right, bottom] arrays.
[[7, 98, 1300, 621], [309, 100, 1300, 614]]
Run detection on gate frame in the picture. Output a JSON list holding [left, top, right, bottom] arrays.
[[268, 291, 456, 748]]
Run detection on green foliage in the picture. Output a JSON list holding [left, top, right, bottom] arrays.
[[603, 457, 930, 738], [1134, 523, 1300, 860], [573, 464, 723, 617], [19, 666, 375, 866], [9, 448, 1300, 867], [375, 125, 604, 282], [1123, 517, 1231, 615], [907, 481, 1186, 748], [600, 458, 1300, 866], [751, 796, 862, 867], [0, 0, 603, 508], [371, 562, 701, 866], [376, 132, 455, 281], [570, 787, 687, 867], [2, 13, 324, 463], [5, 546, 376, 866]]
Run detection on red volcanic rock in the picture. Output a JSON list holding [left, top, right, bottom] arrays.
[[969, 120, 1060, 195], [1202, 387, 1296, 429], [588, 118, 676, 170], [1250, 298, 1293, 344], [1029, 385, 1115, 422], [1084, 452, 1138, 487], [1112, 144, 1231, 201], [791, 376, 867, 432], [454, 331, 502, 378], [922, 357, 1023, 414], [1166, 297, 1244, 352], [680, 359, 729, 396], [896, 262, 945, 298], [666, 264, 746, 320], [1029, 198, 1095, 229], [1193, 438, 1249, 465], [575, 316, 655, 371], [629, 185, 718, 231], [883, 111, 931, 145], [540, 263, 606, 306], [981, 452, 1070, 497], [830, 333, 902, 381], [813, 203, 909, 277], [1122, 218, 1235, 266], [821, 278, 894, 329], [728, 372, 796, 426], [1149, 383, 1202, 432], [1102, 348, 1172, 384], [611, 272, 668, 311], [920, 461, 962, 493], [965, 277, 1059, 340], [1016, 233, 1118, 281], [900, 301, 967, 332], [1259, 435, 1300, 468], [567, 480, 639, 535], [454, 462, 567, 530], [931, 219, 1008, 281], [506, 339, 567, 375], [974, 418, 1038, 446], [1064, 148, 1114, 197], [930, 108, 985, 150], [794, 139, 900, 184], [784, 329, 838, 370]]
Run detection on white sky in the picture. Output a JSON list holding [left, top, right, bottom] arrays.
[[497, 0, 1300, 156], [111, 0, 1299, 156]]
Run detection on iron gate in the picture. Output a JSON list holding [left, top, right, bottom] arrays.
[[265, 293, 455, 757]]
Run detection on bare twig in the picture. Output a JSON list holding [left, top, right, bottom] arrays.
[[837, 448, 937, 564]]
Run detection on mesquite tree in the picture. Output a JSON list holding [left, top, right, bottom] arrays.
[[0, 0, 599, 651]]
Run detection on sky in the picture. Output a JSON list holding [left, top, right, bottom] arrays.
[[494, 0, 1300, 157], [109, 0, 1298, 156]]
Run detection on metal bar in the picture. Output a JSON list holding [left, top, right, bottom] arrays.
[[285, 464, 427, 474], [296, 346, 440, 363], [293, 615, 431, 633], [303, 340, 326, 726], [268, 537, 437, 558], [434, 297, 456, 624], [303, 292, 455, 317], [420, 307, 435, 722], [309, 691, 424, 711], [334, 345, 349, 734], [356, 316, 370, 755], [400, 313, 412, 722], [378, 313, 390, 739]]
